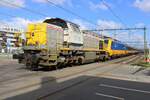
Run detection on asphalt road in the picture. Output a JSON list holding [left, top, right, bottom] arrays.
[[1, 55, 150, 100], [43, 76, 150, 100]]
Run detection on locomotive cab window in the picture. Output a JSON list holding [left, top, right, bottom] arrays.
[[104, 40, 108, 44], [104, 39, 109, 48], [70, 24, 80, 33], [44, 18, 68, 29], [99, 40, 104, 49]]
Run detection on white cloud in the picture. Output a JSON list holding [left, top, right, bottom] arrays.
[[2, 17, 91, 31], [1, 17, 44, 31], [97, 20, 123, 29], [0, 0, 25, 8], [0, 17, 52, 39], [108, 30, 144, 49], [89, 1, 110, 10], [33, 0, 68, 5], [72, 19, 145, 48], [1, 17, 145, 49], [33, 0, 47, 3], [96, 19, 144, 49], [72, 19, 122, 38], [135, 23, 145, 27], [72, 19, 94, 30], [134, 0, 150, 12]]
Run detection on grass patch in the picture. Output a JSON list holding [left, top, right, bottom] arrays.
[[133, 62, 150, 68]]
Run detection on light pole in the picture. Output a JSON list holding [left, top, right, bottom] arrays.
[[144, 27, 148, 62]]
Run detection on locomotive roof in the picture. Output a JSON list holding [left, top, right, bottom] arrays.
[[43, 18, 79, 28], [82, 30, 103, 38]]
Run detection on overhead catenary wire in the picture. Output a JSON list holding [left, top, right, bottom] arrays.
[[0, 12, 17, 18], [1, 0, 100, 28], [0, 0, 48, 17], [0, 12, 15, 26], [102, 0, 144, 40], [101, 0, 127, 28], [0, 0, 129, 30], [46, 0, 99, 27], [0, 0, 100, 28], [0, 11, 17, 25]]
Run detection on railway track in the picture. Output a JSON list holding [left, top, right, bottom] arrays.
[[112, 55, 137, 64], [0, 54, 142, 99], [0, 55, 137, 85], [0, 54, 137, 84], [129, 55, 144, 65], [38, 54, 142, 99], [125, 55, 143, 64]]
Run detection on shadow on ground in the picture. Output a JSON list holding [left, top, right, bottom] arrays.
[[143, 69, 150, 76], [4, 75, 150, 100], [132, 67, 146, 75]]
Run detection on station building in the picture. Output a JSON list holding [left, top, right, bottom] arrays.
[[0, 25, 24, 53]]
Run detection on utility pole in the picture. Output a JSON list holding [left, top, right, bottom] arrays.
[[144, 27, 148, 61]]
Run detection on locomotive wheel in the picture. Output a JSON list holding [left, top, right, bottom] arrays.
[[30, 54, 39, 71], [102, 56, 107, 62], [57, 62, 64, 69], [25, 54, 39, 71], [31, 63, 38, 71], [105, 53, 111, 60], [25, 54, 32, 69], [78, 58, 84, 65], [18, 59, 22, 63]]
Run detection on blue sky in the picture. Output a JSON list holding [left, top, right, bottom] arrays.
[[0, 0, 149, 48]]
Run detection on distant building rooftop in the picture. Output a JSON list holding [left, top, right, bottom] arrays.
[[0, 25, 24, 33]]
